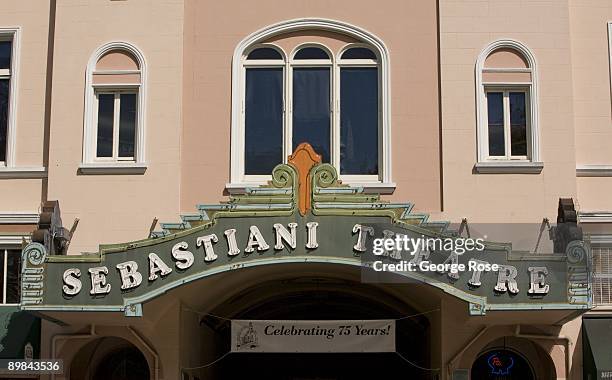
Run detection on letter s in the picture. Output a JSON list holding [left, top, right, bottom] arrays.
[[63, 268, 82, 296]]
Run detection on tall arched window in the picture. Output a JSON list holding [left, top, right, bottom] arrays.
[[81, 42, 147, 174], [475, 40, 542, 174], [230, 19, 392, 191]]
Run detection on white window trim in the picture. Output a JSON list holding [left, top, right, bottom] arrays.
[[82, 41, 147, 174], [0, 27, 20, 169], [475, 39, 542, 174], [609, 22, 612, 115], [229, 18, 393, 193]]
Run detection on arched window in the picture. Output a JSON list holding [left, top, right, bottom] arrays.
[[82, 42, 147, 173], [231, 20, 391, 190], [475, 40, 541, 173]]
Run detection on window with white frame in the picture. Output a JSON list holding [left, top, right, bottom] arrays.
[[0, 248, 21, 304], [476, 41, 541, 169], [484, 89, 529, 159], [94, 91, 138, 160], [83, 42, 146, 168], [0, 29, 18, 167], [241, 43, 381, 182]]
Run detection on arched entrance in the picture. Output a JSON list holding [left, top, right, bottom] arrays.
[[70, 337, 150, 380], [470, 336, 557, 380], [193, 273, 434, 380], [471, 348, 534, 380]]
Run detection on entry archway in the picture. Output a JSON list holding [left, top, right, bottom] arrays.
[[192, 272, 434, 380], [70, 336, 150, 380]]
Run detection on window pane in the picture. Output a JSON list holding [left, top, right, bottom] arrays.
[[341, 47, 377, 60], [0, 41, 11, 70], [6, 250, 20, 304], [486, 92, 505, 157], [119, 93, 137, 158], [292, 68, 330, 162], [0, 79, 8, 162], [247, 48, 282, 60], [509, 92, 527, 156], [245, 68, 283, 175], [340, 67, 378, 175], [294, 47, 329, 60], [96, 94, 115, 157]]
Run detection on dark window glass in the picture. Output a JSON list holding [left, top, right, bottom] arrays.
[[96, 94, 115, 157], [292, 68, 330, 162], [0, 79, 9, 162], [471, 349, 534, 380], [487, 92, 505, 156], [509, 92, 527, 156], [341, 47, 377, 60], [0, 41, 11, 70], [294, 47, 329, 60], [340, 67, 378, 175], [118, 93, 137, 158], [247, 48, 282, 60], [245, 68, 283, 175], [6, 250, 20, 304]]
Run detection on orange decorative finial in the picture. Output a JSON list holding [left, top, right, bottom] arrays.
[[288, 143, 322, 216]]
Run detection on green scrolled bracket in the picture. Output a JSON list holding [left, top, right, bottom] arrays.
[[566, 239, 592, 307], [311, 163, 340, 189], [21, 242, 47, 306], [269, 163, 297, 190]]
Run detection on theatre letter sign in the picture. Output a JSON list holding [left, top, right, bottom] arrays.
[[20, 144, 591, 317]]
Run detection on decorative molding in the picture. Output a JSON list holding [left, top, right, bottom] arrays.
[[20, 242, 47, 306], [0, 166, 46, 179], [288, 143, 321, 215], [579, 211, 612, 223], [0, 27, 20, 168], [588, 234, 612, 246], [78, 162, 147, 175], [475, 39, 540, 164], [230, 18, 392, 186], [0, 213, 38, 224], [576, 164, 612, 177], [474, 161, 543, 174], [226, 181, 397, 195], [82, 41, 147, 166], [0, 234, 30, 245]]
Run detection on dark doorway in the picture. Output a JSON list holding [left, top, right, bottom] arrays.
[[471, 349, 535, 380], [205, 287, 433, 380], [92, 346, 150, 380]]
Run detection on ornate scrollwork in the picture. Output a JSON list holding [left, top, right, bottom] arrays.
[[566, 240, 586, 264], [270, 164, 296, 189], [23, 243, 47, 266], [312, 163, 339, 189]]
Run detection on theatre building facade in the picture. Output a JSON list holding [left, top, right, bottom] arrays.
[[0, 0, 611, 379]]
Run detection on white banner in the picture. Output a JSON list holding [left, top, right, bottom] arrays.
[[231, 320, 395, 353]]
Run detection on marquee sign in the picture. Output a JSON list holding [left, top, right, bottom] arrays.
[[20, 144, 592, 317]]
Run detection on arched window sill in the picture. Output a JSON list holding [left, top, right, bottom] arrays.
[[474, 161, 543, 174], [78, 163, 147, 175]]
